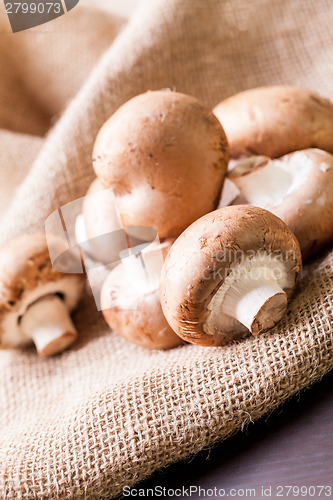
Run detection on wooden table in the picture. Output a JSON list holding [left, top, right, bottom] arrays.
[[135, 370, 333, 499]]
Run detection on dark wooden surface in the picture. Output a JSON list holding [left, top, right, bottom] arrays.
[[128, 370, 333, 499]]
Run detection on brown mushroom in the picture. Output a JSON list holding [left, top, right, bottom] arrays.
[[100, 239, 183, 350], [93, 90, 229, 238], [228, 149, 333, 259], [213, 86, 333, 159], [160, 206, 302, 347], [0, 234, 85, 356]]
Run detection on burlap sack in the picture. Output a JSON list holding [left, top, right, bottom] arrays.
[[0, 0, 332, 498]]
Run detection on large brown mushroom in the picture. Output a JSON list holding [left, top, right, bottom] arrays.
[[160, 206, 302, 347], [93, 90, 229, 239], [228, 149, 333, 259], [213, 86, 333, 159], [0, 234, 85, 356], [100, 239, 183, 350]]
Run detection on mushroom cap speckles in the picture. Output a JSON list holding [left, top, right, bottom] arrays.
[[93, 90, 229, 239], [214, 86, 333, 159], [0, 234, 84, 348], [160, 205, 302, 347]]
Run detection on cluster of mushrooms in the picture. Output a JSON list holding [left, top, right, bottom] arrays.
[[1, 86, 333, 356]]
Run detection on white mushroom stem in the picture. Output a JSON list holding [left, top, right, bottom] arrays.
[[120, 240, 169, 293], [230, 152, 314, 208], [20, 295, 78, 357], [208, 264, 289, 336], [221, 269, 287, 335], [231, 158, 291, 207]]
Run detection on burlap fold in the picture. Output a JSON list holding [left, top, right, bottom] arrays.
[[0, 0, 332, 498]]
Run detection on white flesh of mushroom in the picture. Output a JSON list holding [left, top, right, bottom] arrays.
[[218, 178, 241, 208], [20, 294, 78, 356], [75, 211, 158, 265], [230, 151, 314, 208], [75, 213, 92, 253], [120, 239, 169, 294], [1, 277, 82, 352], [205, 253, 294, 336], [75, 212, 126, 264]]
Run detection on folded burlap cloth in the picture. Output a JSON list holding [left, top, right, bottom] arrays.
[[0, 0, 332, 498]]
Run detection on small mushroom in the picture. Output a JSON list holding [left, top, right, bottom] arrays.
[[228, 149, 333, 259], [93, 90, 229, 238], [213, 86, 333, 159], [160, 206, 302, 347], [100, 239, 183, 350], [0, 234, 85, 356]]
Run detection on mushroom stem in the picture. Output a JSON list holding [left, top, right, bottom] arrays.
[[20, 295, 78, 356], [229, 153, 314, 208], [221, 269, 288, 335], [230, 158, 292, 207]]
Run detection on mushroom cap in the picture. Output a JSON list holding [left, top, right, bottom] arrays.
[[160, 205, 302, 347], [273, 149, 333, 259], [229, 149, 333, 259], [101, 261, 183, 351], [0, 234, 84, 348], [213, 86, 333, 159], [93, 90, 229, 238]]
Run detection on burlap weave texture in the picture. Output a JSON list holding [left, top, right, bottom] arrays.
[[0, 0, 332, 498]]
